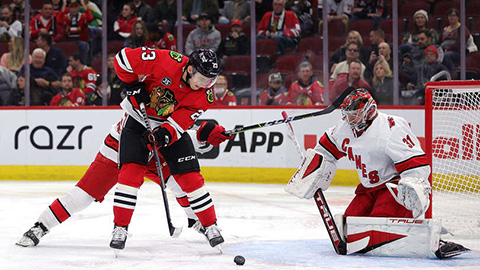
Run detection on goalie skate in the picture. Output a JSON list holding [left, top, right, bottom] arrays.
[[435, 240, 470, 259], [110, 225, 130, 250], [16, 222, 48, 247], [204, 223, 224, 248], [188, 218, 205, 234]]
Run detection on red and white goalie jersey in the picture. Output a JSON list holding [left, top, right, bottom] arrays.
[[114, 47, 214, 142], [315, 112, 430, 188]]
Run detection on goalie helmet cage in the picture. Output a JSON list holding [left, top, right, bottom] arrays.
[[425, 81, 480, 237]]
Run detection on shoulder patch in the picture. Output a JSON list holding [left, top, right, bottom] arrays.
[[388, 116, 395, 128], [167, 34, 174, 41], [169, 51, 183, 63], [227, 91, 234, 96], [206, 88, 214, 104]]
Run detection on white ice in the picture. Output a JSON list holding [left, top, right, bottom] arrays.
[[1, 181, 479, 270]]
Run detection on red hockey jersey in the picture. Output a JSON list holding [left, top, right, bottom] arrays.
[[213, 90, 237, 106], [288, 79, 325, 105], [56, 9, 93, 42], [70, 65, 97, 94], [114, 47, 214, 142], [145, 33, 177, 51], [29, 13, 63, 42], [49, 88, 85, 106]]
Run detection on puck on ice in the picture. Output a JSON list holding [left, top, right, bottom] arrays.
[[234, 255, 245, 265]]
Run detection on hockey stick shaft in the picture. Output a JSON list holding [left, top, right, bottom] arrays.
[[225, 87, 354, 135], [139, 103, 182, 237], [282, 111, 346, 255]]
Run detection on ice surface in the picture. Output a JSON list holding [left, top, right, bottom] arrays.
[[1, 181, 479, 270]]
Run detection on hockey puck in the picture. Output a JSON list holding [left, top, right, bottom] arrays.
[[234, 255, 245, 265]]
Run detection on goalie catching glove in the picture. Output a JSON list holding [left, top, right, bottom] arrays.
[[197, 121, 234, 147], [386, 176, 432, 219], [285, 149, 336, 199]]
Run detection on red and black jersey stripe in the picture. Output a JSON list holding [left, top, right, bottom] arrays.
[[319, 133, 346, 160], [104, 134, 119, 152], [395, 154, 429, 174]]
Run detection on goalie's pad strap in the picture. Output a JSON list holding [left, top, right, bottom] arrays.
[[285, 149, 336, 199]]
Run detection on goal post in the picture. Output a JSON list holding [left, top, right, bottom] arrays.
[[425, 81, 480, 236]]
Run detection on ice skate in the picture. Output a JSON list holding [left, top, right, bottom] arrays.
[[16, 222, 48, 247], [110, 225, 130, 251], [188, 218, 205, 234], [435, 240, 470, 259], [204, 223, 224, 248]]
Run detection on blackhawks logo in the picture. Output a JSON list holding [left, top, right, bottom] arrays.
[[206, 88, 214, 104], [150, 86, 178, 117], [169, 51, 183, 63]]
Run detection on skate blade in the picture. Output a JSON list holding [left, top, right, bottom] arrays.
[[215, 244, 223, 254], [113, 249, 121, 258]]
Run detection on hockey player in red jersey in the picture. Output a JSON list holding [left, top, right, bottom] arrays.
[[286, 88, 470, 258], [16, 114, 227, 247], [111, 48, 233, 250]]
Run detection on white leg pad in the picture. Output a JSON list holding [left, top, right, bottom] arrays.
[[345, 216, 441, 258]]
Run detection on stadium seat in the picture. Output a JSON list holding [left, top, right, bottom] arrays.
[[242, 23, 252, 38], [107, 41, 125, 55], [214, 24, 231, 39], [328, 36, 346, 53], [319, 19, 345, 36], [225, 55, 251, 73], [91, 58, 103, 73], [274, 54, 305, 73], [466, 51, 480, 75], [348, 20, 374, 36], [400, 2, 429, 18], [256, 73, 270, 91], [256, 39, 277, 61], [0, 43, 8, 57], [466, 1, 480, 17], [471, 17, 480, 33], [256, 55, 272, 74], [283, 73, 298, 88], [309, 54, 325, 74], [379, 19, 407, 35], [434, 2, 460, 17], [297, 37, 323, 55], [55, 42, 79, 58]]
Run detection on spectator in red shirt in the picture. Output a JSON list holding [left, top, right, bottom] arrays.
[[67, 52, 97, 95], [50, 73, 85, 106], [288, 61, 325, 105], [56, 0, 93, 65], [29, 1, 63, 42], [259, 72, 289, 105], [113, 2, 139, 40], [144, 23, 177, 51], [256, 0, 301, 55], [212, 75, 236, 106], [331, 59, 370, 102]]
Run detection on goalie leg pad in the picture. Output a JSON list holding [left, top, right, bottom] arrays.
[[285, 149, 336, 199], [345, 216, 442, 258]]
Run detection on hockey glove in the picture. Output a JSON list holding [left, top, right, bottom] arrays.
[[142, 125, 173, 151], [123, 81, 150, 106], [197, 121, 234, 147]]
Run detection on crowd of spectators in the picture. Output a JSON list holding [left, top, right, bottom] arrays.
[[0, 0, 479, 107]]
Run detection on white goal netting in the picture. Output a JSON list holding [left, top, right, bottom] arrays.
[[427, 83, 480, 237]]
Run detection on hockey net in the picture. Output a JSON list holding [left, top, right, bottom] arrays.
[[425, 81, 480, 237]]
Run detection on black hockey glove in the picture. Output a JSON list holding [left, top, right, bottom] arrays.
[[123, 81, 150, 106], [142, 125, 173, 151]]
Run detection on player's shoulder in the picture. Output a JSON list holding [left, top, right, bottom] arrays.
[[373, 112, 410, 135]]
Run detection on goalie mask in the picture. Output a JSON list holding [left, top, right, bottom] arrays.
[[341, 88, 378, 134]]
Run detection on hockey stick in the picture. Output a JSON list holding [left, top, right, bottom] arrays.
[[282, 111, 347, 255], [139, 102, 182, 238], [225, 87, 355, 135]]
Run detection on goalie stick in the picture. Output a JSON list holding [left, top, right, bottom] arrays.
[[225, 87, 355, 135], [282, 111, 347, 255], [139, 102, 182, 238]]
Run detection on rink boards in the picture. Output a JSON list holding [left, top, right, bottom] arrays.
[[0, 106, 425, 184]]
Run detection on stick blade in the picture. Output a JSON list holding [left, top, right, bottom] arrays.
[[170, 226, 183, 238]]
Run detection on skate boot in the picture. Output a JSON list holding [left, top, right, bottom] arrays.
[[435, 240, 470, 259], [188, 218, 205, 234], [204, 223, 224, 248], [16, 222, 48, 247], [110, 225, 130, 250]]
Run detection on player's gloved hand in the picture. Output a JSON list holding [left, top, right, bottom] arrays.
[[123, 81, 150, 106], [142, 125, 173, 151], [197, 121, 234, 147]]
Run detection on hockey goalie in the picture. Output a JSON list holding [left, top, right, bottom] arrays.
[[285, 88, 470, 258]]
